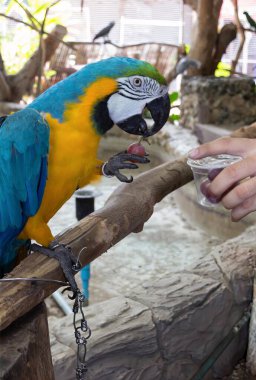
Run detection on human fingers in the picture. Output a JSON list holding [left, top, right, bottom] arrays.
[[188, 137, 254, 160], [200, 180, 221, 203], [231, 193, 256, 221], [221, 176, 256, 210], [207, 156, 256, 199]]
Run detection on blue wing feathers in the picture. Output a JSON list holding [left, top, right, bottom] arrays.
[[0, 108, 49, 273], [37, 156, 48, 208]]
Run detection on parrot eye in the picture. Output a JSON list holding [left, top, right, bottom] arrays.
[[133, 77, 142, 87]]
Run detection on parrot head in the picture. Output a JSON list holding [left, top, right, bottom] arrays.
[[106, 74, 170, 137], [104, 58, 170, 137], [29, 57, 170, 137]]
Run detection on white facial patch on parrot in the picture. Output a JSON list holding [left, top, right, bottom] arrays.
[[107, 75, 168, 124], [107, 93, 146, 123]]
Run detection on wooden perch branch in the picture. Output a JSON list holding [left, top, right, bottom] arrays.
[[0, 158, 192, 331]]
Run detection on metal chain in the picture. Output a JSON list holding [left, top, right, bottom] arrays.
[[0, 276, 91, 379], [72, 290, 92, 380]]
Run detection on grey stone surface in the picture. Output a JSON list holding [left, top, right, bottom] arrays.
[[49, 227, 256, 380], [48, 124, 256, 379], [50, 296, 162, 380], [180, 77, 256, 130]]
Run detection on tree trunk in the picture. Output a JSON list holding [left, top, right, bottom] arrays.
[[188, 0, 237, 75], [0, 302, 54, 380], [230, 0, 245, 74], [210, 23, 237, 74], [183, 0, 198, 11], [0, 24, 67, 102]]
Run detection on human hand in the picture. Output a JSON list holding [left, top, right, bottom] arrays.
[[188, 137, 256, 221]]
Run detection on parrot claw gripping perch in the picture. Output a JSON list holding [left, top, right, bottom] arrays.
[[102, 151, 150, 183], [30, 242, 81, 298]]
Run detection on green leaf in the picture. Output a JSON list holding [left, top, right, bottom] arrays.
[[169, 91, 179, 103], [215, 61, 231, 77], [5, 0, 15, 14], [45, 69, 56, 79], [185, 44, 190, 54], [34, 4, 49, 14], [169, 114, 180, 122]]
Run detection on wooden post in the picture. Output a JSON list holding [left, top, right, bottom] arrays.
[[0, 302, 54, 380]]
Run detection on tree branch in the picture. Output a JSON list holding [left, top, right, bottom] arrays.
[[36, 7, 49, 96], [0, 53, 11, 101], [0, 52, 6, 74], [0, 72, 12, 101], [0, 13, 73, 48], [0, 158, 192, 331], [231, 0, 245, 73], [210, 23, 237, 74], [0, 13, 39, 32], [36, 0, 63, 96], [13, 0, 41, 30], [244, 28, 256, 33]]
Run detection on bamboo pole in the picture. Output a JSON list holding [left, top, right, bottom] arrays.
[[0, 158, 193, 331]]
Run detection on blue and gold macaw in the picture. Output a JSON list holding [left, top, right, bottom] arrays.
[[0, 57, 170, 291]]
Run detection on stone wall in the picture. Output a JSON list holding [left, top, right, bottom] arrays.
[[180, 77, 256, 130]]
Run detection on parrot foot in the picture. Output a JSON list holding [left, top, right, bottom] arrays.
[[102, 151, 150, 183], [31, 241, 81, 298]]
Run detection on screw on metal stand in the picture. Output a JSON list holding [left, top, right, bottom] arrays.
[[75, 188, 101, 306]]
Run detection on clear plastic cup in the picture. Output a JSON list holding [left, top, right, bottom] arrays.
[[187, 154, 242, 207]]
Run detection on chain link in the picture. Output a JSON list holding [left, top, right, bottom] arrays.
[[72, 290, 92, 380]]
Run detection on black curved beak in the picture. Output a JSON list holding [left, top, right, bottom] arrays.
[[116, 93, 170, 137]]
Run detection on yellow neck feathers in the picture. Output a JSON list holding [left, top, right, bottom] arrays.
[[64, 77, 117, 130]]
